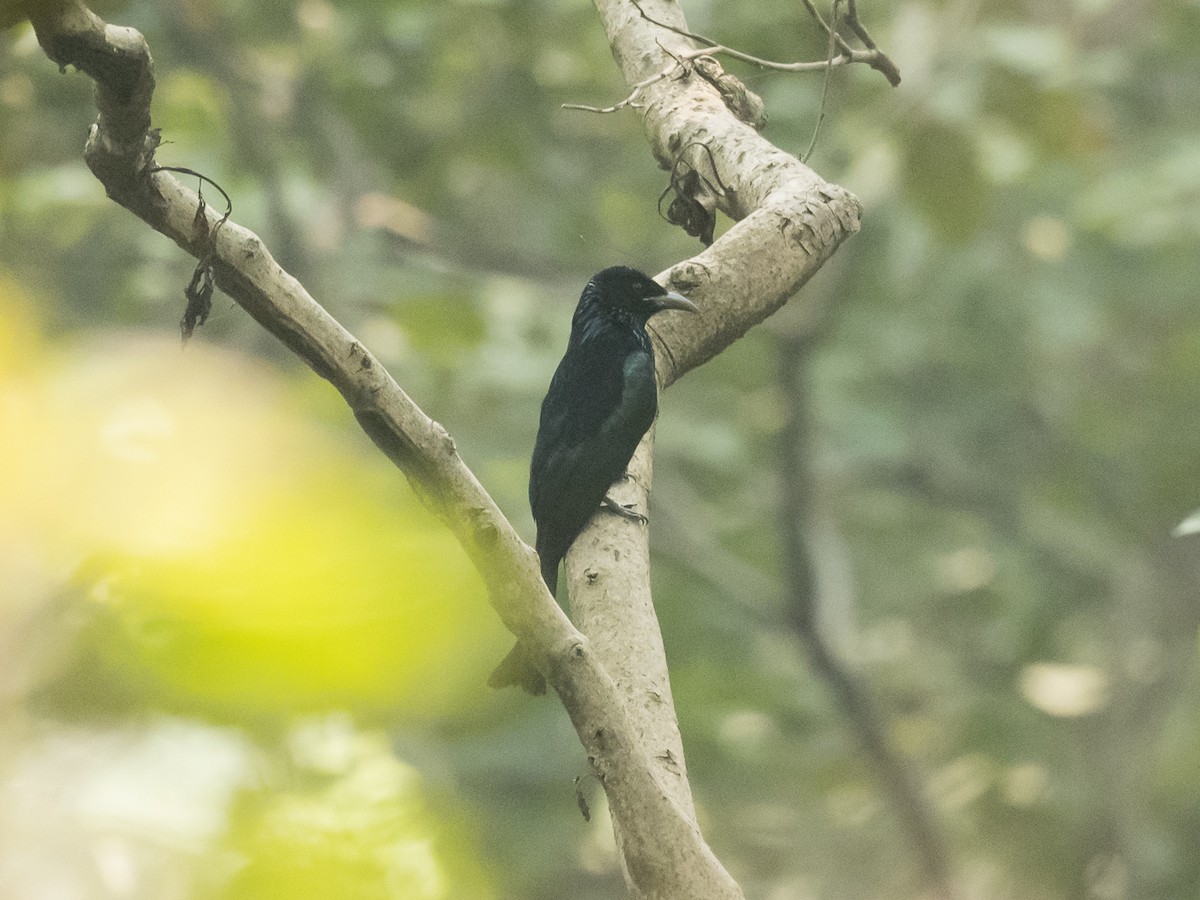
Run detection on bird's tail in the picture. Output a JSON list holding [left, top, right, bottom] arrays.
[[486, 553, 558, 695], [540, 554, 559, 598], [486, 642, 547, 695]]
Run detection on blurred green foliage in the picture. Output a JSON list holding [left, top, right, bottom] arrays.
[[2, 0, 1200, 898]]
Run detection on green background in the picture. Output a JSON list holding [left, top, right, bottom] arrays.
[[1, 0, 1199, 897]]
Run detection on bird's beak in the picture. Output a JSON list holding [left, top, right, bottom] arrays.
[[651, 290, 699, 314]]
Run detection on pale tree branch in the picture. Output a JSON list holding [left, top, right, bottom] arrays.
[[29, 3, 742, 897], [561, 1, 861, 895], [564, 0, 900, 118], [30, 0, 863, 896]]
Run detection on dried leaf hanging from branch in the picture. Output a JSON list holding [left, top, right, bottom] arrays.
[[152, 165, 232, 343]]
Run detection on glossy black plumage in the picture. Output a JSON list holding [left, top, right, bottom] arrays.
[[489, 266, 697, 694]]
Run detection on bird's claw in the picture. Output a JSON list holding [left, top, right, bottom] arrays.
[[602, 495, 648, 525]]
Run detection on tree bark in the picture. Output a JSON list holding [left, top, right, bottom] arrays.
[[564, 3, 860, 892], [30, 2, 860, 897]]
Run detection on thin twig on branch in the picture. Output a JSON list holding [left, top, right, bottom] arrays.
[[562, 0, 902, 123], [802, 0, 903, 86], [627, 0, 901, 86], [801, 2, 841, 163]]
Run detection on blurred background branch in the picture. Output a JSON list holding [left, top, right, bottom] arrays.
[[776, 320, 955, 900]]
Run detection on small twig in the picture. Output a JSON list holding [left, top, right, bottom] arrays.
[[689, 42, 856, 73], [842, 0, 902, 85], [638, 1, 858, 77], [800, 0, 856, 56], [631, 0, 899, 83], [561, 97, 646, 114], [801, 0, 841, 162], [561, 61, 681, 114], [655, 37, 691, 71], [843, 0, 880, 50], [565, 0, 898, 117], [631, 0, 718, 46], [563, 47, 866, 119], [804, 0, 902, 86]]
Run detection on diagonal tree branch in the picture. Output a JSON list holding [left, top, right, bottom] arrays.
[[30, 0, 863, 896], [561, 5, 861, 886], [28, 4, 744, 897]]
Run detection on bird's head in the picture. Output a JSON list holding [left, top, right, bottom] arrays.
[[580, 266, 698, 325]]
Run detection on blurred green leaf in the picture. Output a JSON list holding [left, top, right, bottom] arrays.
[[900, 122, 989, 240], [397, 292, 486, 366]]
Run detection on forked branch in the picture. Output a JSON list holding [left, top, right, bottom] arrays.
[[29, 3, 745, 897], [565, 0, 899, 117], [29, 0, 865, 896]]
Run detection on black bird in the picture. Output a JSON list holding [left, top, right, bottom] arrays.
[[489, 266, 698, 694]]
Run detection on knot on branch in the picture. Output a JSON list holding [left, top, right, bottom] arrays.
[[692, 56, 767, 131], [665, 260, 712, 295], [467, 506, 500, 549]]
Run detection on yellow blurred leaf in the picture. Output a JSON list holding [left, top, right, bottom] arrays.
[[215, 719, 495, 900], [1, 330, 503, 720]]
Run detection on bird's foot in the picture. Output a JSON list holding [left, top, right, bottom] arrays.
[[601, 495, 648, 525]]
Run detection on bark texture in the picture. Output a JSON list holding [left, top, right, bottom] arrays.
[[562, 4, 860, 894], [30, 1, 860, 897]]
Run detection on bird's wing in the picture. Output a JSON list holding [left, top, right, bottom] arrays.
[[531, 342, 657, 563]]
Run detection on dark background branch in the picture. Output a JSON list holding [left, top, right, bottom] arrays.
[[777, 330, 957, 900]]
